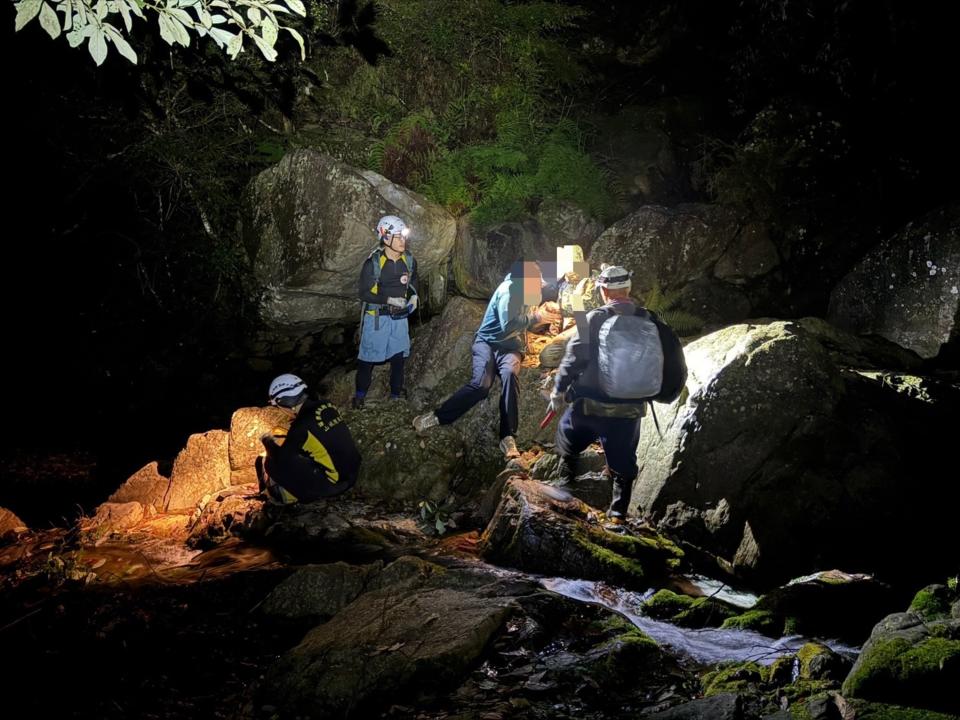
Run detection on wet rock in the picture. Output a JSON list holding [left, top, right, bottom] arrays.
[[87, 501, 144, 534], [252, 499, 427, 561], [796, 642, 851, 683], [842, 598, 960, 714], [265, 585, 517, 716], [643, 588, 737, 629], [531, 451, 612, 509], [746, 571, 898, 644], [908, 584, 953, 622], [187, 485, 267, 548], [260, 561, 381, 620], [480, 476, 683, 589], [164, 430, 231, 513], [644, 692, 742, 720]]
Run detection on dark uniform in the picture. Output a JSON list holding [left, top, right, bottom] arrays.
[[260, 399, 361, 503], [553, 299, 647, 519]]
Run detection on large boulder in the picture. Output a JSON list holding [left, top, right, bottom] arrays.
[[240, 149, 456, 328], [842, 598, 960, 714], [452, 216, 563, 299], [588, 204, 745, 295], [828, 203, 960, 358], [632, 318, 959, 584], [264, 566, 521, 716], [164, 430, 232, 513], [536, 199, 604, 254], [480, 476, 683, 589]]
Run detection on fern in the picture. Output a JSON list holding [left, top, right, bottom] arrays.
[[641, 282, 704, 336]]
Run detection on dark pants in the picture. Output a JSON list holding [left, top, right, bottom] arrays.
[[555, 400, 643, 518], [435, 339, 522, 439], [356, 352, 406, 397]]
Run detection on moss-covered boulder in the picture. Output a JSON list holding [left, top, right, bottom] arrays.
[[908, 584, 953, 622], [643, 589, 738, 628], [841, 607, 960, 714], [743, 570, 899, 644], [796, 642, 851, 683], [479, 477, 682, 590], [720, 609, 782, 637], [633, 317, 960, 585]]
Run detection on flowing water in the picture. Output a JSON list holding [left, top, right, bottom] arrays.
[[542, 577, 860, 666]]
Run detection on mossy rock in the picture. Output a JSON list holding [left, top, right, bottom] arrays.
[[796, 642, 851, 683], [701, 661, 764, 697], [721, 609, 782, 636], [842, 631, 960, 713], [909, 584, 952, 622], [844, 699, 960, 720], [643, 589, 736, 628]]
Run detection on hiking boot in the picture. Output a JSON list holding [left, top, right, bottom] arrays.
[[413, 412, 439, 434], [351, 395, 365, 410], [499, 436, 521, 459]]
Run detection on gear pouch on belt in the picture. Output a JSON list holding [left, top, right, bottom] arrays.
[[581, 397, 645, 419]]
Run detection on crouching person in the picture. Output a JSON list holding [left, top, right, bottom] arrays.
[[257, 374, 362, 504]]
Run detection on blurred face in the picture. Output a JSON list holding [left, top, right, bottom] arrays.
[[510, 261, 543, 306]]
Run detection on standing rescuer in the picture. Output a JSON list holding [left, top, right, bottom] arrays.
[[354, 214, 419, 409], [547, 265, 687, 526]]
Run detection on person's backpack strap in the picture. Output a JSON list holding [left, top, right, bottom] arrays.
[[643, 308, 688, 404]]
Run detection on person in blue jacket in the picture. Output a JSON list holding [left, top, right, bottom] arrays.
[[413, 260, 560, 459]]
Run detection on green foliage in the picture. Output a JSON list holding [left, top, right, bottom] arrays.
[[417, 499, 456, 536], [327, 1, 610, 227], [641, 282, 704, 335], [13, 0, 310, 66]]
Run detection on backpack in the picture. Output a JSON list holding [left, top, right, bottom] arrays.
[[597, 307, 687, 403]]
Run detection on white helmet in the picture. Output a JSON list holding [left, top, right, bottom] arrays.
[[597, 264, 633, 290], [377, 214, 411, 240], [268, 373, 307, 407]]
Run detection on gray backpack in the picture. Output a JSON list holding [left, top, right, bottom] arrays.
[[597, 311, 664, 400]]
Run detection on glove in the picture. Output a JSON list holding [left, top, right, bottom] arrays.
[[547, 389, 565, 415], [386, 296, 407, 308], [406, 294, 419, 313]]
